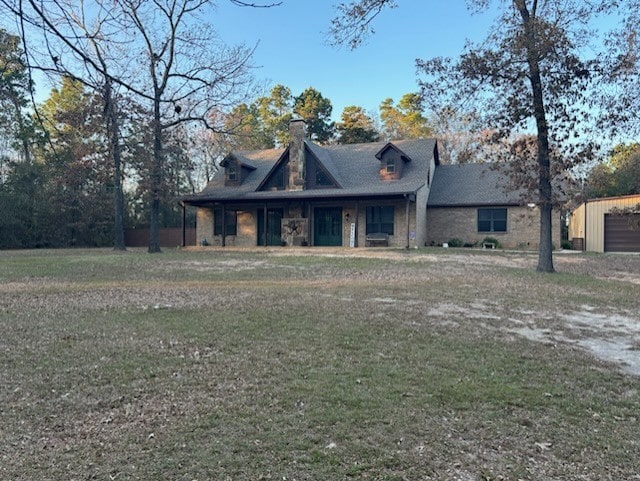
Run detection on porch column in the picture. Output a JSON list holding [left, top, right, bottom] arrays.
[[308, 204, 313, 246], [221, 204, 226, 247], [263, 204, 268, 247], [405, 194, 411, 249], [181, 202, 186, 247], [354, 201, 360, 248]]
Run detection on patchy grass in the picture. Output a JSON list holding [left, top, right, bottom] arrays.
[[1, 247, 639, 480]]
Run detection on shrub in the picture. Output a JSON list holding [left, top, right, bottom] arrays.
[[481, 237, 502, 249], [463, 240, 478, 248], [447, 238, 464, 248], [561, 240, 572, 250]]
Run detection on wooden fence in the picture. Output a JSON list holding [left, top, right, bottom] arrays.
[[124, 228, 196, 247]]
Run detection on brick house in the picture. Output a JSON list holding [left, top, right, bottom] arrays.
[[427, 164, 561, 249], [181, 119, 560, 249]]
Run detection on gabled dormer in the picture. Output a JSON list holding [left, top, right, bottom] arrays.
[[220, 154, 256, 186], [375, 142, 412, 180]]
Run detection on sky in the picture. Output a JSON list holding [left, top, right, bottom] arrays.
[[210, 1, 499, 121]]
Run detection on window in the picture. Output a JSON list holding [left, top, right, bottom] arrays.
[[366, 206, 394, 235], [478, 208, 507, 232], [214, 209, 238, 236], [226, 164, 238, 182], [261, 161, 286, 190], [315, 166, 333, 187], [385, 158, 396, 174]]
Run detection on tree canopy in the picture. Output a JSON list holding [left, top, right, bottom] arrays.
[[585, 143, 640, 199], [379, 93, 432, 141], [335, 105, 380, 144]]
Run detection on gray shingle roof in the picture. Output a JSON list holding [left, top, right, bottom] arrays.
[[428, 163, 526, 207], [184, 138, 438, 203]]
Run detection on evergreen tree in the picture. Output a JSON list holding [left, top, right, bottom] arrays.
[[335, 105, 380, 144], [293, 87, 334, 144], [379, 93, 432, 140]]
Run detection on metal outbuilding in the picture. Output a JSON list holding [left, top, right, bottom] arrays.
[[569, 194, 640, 252]]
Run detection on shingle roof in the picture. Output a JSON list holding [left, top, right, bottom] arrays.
[[183, 138, 438, 203], [428, 163, 526, 207]]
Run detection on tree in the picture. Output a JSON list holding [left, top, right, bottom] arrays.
[[117, 0, 258, 252], [2, 0, 272, 253], [599, 0, 640, 138], [257, 84, 294, 146], [428, 107, 488, 164], [0, 1, 135, 249], [0, 28, 33, 165], [335, 105, 380, 144], [331, 1, 616, 272], [224, 102, 274, 150], [293, 87, 334, 143], [37, 76, 113, 246], [379, 93, 432, 140], [585, 143, 640, 198]]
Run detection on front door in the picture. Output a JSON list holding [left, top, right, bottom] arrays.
[[314, 207, 342, 246], [257, 208, 283, 246]]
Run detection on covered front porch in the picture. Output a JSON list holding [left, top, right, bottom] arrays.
[[182, 194, 420, 249]]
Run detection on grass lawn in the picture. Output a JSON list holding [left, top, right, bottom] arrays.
[[1, 247, 639, 480]]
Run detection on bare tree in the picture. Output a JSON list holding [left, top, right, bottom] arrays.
[[117, 0, 258, 252], [1, 0, 138, 250], [1, 0, 277, 252]]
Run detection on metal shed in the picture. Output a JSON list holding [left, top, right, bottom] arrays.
[[569, 194, 640, 252]]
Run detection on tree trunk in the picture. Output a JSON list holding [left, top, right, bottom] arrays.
[[10, 95, 31, 164], [148, 95, 163, 253], [515, 0, 555, 273], [104, 80, 126, 251]]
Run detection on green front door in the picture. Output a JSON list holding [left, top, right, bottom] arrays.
[[314, 207, 342, 246], [257, 208, 283, 246]]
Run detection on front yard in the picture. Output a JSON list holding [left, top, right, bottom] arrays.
[[1, 248, 638, 480]]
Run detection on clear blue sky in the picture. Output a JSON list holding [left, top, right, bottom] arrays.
[[211, 1, 498, 121]]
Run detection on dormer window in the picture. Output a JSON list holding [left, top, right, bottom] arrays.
[[375, 142, 411, 181], [227, 164, 238, 182], [385, 158, 396, 175]]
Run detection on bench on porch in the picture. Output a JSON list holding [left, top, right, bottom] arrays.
[[365, 233, 390, 247]]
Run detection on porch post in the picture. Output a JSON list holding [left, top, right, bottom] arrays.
[[354, 201, 360, 248], [221, 204, 226, 247], [405, 194, 411, 249], [308, 204, 313, 246], [263, 204, 268, 247], [181, 202, 186, 247]]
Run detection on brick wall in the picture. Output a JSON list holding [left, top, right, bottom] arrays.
[[427, 206, 561, 249], [196, 208, 214, 245]]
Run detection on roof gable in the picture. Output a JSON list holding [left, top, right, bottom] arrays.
[[182, 138, 438, 204], [256, 149, 290, 191], [374, 142, 412, 162]]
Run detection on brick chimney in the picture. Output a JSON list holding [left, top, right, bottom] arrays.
[[288, 118, 307, 190]]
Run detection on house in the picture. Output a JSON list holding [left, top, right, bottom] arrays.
[[569, 194, 640, 252], [180, 119, 560, 249], [426, 163, 561, 249]]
